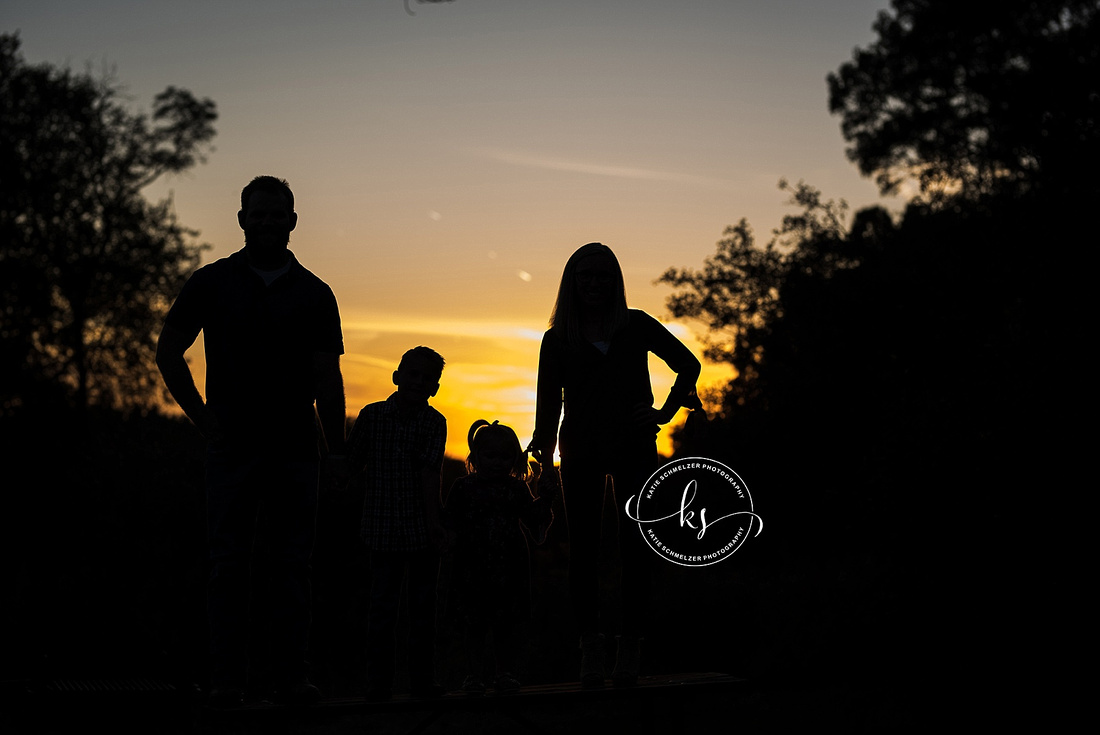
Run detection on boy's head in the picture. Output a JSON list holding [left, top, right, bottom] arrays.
[[393, 346, 445, 404]]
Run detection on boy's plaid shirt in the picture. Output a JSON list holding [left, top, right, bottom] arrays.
[[347, 393, 446, 552]]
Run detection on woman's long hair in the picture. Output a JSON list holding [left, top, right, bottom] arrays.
[[549, 242, 629, 348]]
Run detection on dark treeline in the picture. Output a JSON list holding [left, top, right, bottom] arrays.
[[657, 0, 1094, 713], [661, 185, 1068, 694]]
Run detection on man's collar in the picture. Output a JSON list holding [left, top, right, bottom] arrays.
[[231, 248, 303, 279]]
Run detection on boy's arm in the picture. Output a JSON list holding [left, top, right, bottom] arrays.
[[423, 414, 447, 549]]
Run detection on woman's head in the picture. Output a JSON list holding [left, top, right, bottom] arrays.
[[467, 420, 530, 480], [549, 242, 629, 346]]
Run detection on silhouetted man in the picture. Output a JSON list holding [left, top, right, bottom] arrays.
[[157, 176, 346, 707]]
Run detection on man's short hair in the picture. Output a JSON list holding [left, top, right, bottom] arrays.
[[399, 346, 445, 377], [241, 175, 294, 214]]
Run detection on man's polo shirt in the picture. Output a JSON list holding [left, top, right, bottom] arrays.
[[165, 248, 343, 455]]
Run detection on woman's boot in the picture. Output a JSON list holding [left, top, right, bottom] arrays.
[[579, 634, 606, 689], [612, 635, 641, 687]]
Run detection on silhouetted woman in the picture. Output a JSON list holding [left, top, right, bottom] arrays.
[[530, 242, 700, 688]]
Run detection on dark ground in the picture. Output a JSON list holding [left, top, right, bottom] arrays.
[[0, 411, 979, 734]]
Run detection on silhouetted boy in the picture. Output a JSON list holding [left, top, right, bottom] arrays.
[[347, 346, 447, 700]]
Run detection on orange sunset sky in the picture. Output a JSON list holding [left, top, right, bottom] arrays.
[[6, 0, 896, 458]]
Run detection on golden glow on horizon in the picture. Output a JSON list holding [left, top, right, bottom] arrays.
[[180, 312, 731, 461], [338, 311, 730, 459]]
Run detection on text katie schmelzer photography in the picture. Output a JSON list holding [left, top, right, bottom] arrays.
[[625, 457, 763, 567], [405, 0, 454, 16]]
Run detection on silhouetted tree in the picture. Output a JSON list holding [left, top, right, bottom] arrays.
[[659, 180, 866, 414], [654, 2, 1081, 701], [0, 33, 217, 414], [828, 0, 1100, 201]]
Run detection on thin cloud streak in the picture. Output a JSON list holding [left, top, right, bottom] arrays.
[[472, 147, 735, 189], [343, 315, 545, 342]]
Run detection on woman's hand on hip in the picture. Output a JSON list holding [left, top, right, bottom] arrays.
[[632, 403, 674, 426]]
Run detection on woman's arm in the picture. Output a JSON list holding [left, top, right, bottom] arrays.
[[637, 312, 702, 425], [530, 330, 564, 460]]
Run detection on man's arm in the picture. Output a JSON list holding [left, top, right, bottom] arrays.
[[156, 322, 222, 441], [314, 351, 347, 455]]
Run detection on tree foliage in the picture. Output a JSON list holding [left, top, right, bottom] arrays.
[[828, 0, 1100, 200], [660, 180, 1053, 592], [0, 33, 217, 414], [658, 180, 865, 412], [659, 4, 1086, 583]]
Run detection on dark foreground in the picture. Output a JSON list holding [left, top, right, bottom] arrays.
[[3, 671, 923, 734]]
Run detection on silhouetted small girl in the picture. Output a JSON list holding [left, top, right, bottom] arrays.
[[445, 420, 553, 695]]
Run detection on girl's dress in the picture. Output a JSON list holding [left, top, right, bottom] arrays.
[[445, 473, 549, 625]]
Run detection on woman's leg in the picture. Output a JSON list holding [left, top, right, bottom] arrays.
[[559, 455, 607, 637], [610, 443, 659, 638], [560, 455, 611, 687], [463, 618, 489, 684]]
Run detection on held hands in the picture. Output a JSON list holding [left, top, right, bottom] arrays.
[[430, 520, 455, 554], [318, 452, 353, 497], [525, 451, 556, 545], [532, 495, 555, 546], [533, 457, 561, 503], [324, 453, 351, 486], [528, 447, 560, 497], [198, 411, 228, 446]]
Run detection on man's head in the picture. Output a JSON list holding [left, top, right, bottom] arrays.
[[393, 346, 445, 405], [238, 176, 297, 267]]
